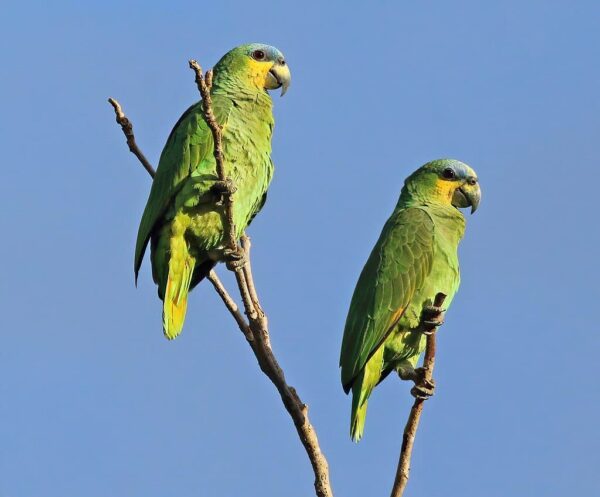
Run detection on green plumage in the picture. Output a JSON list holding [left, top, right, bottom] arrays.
[[339, 159, 480, 441], [134, 43, 290, 339]]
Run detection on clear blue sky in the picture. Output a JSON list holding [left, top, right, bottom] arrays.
[[2, 1, 599, 496]]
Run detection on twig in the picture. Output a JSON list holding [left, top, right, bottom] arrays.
[[109, 61, 334, 497], [188, 59, 257, 322], [188, 60, 237, 250], [207, 270, 253, 341], [108, 98, 155, 177], [240, 233, 268, 324], [390, 292, 447, 497]]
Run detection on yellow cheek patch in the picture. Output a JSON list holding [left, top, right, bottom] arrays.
[[245, 59, 273, 88], [434, 179, 457, 203]]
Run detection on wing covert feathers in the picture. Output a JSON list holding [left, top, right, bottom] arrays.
[[340, 207, 435, 391]]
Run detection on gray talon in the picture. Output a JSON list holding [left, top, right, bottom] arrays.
[[420, 305, 445, 333], [411, 383, 435, 399], [211, 179, 237, 204], [408, 367, 435, 399], [223, 247, 247, 270]]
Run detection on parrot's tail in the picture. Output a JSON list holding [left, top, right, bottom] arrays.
[[349, 347, 384, 442], [350, 393, 369, 442], [162, 246, 196, 340]]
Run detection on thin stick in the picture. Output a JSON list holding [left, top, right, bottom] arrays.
[[240, 235, 265, 318], [108, 98, 155, 177], [188, 60, 237, 250], [207, 270, 253, 341], [390, 292, 447, 497]]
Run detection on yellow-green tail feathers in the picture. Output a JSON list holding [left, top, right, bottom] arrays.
[[162, 246, 195, 340], [350, 394, 368, 442], [350, 370, 372, 442], [349, 347, 383, 441]]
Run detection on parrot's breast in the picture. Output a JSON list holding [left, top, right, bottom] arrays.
[[385, 209, 464, 364], [181, 97, 274, 259]]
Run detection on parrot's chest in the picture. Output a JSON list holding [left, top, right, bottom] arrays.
[[386, 216, 462, 365], [384, 233, 461, 364], [405, 224, 461, 328], [222, 108, 273, 229], [183, 102, 274, 255]]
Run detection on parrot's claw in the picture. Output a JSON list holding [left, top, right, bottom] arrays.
[[422, 319, 444, 332], [211, 178, 237, 205], [411, 381, 435, 400], [223, 247, 247, 271], [420, 304, 445, 334], [410, 367, 435, 399], [399, 366, 435, 399]]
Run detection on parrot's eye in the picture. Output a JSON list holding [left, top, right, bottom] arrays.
[[442, 168, 456, 180], [252, 49, 266, 61], [468, 177, 478, 185]]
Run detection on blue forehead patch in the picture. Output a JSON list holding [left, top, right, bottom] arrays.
[[245, 43, 284, 61], [428, 159, 475, 179]]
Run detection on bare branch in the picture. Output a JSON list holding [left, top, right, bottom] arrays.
[[207, 270, 253, 341], [240, 235, 262, 310], [188, 61, 334, 497], [390, 292, 447, 497], [188, 60, 237, 250], [108, 98, 155, 177], [247, 311, 333, 497]]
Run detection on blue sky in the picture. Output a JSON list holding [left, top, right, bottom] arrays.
[[1, 1, 599, 496]]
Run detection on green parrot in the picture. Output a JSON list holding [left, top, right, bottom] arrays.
[[134, 43, 291, 339], [339, 159, 481, 441]]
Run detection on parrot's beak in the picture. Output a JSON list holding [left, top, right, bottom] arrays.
[[452, 180, 481, 214], [265, 62, 291, 96]]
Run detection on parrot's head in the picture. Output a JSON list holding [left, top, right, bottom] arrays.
[[403, 159, 481, 214], [213, 43, 291, 96]]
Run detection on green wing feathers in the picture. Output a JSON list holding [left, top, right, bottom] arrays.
[[340, 208, 435, 392], [134, 99, 232, 281]]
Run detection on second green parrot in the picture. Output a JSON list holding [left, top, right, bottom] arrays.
[[134, 43, 291, 339], [339, 159, 481, 441]]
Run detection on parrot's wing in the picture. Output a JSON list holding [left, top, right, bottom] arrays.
[[340, 207, 435, 392], [134, 97, 233, 280]]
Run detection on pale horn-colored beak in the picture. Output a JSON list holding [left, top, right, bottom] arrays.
[[452, 180, 481, 214], [265, 61, 291, 96]]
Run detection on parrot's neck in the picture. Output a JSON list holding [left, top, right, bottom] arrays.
[[396, 190, 466, 241], [212, 77, 273, 107]]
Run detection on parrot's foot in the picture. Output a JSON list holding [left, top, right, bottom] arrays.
[[399, 366, 435, 399], [223, 246, 247, 271], [420, 304, 445, 334], [411, 382, 435, 400], [211, 178, 237, 205]]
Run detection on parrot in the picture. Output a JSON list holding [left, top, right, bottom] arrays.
[[339, 159, 481, 441], [134, 43, 291, 340]]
